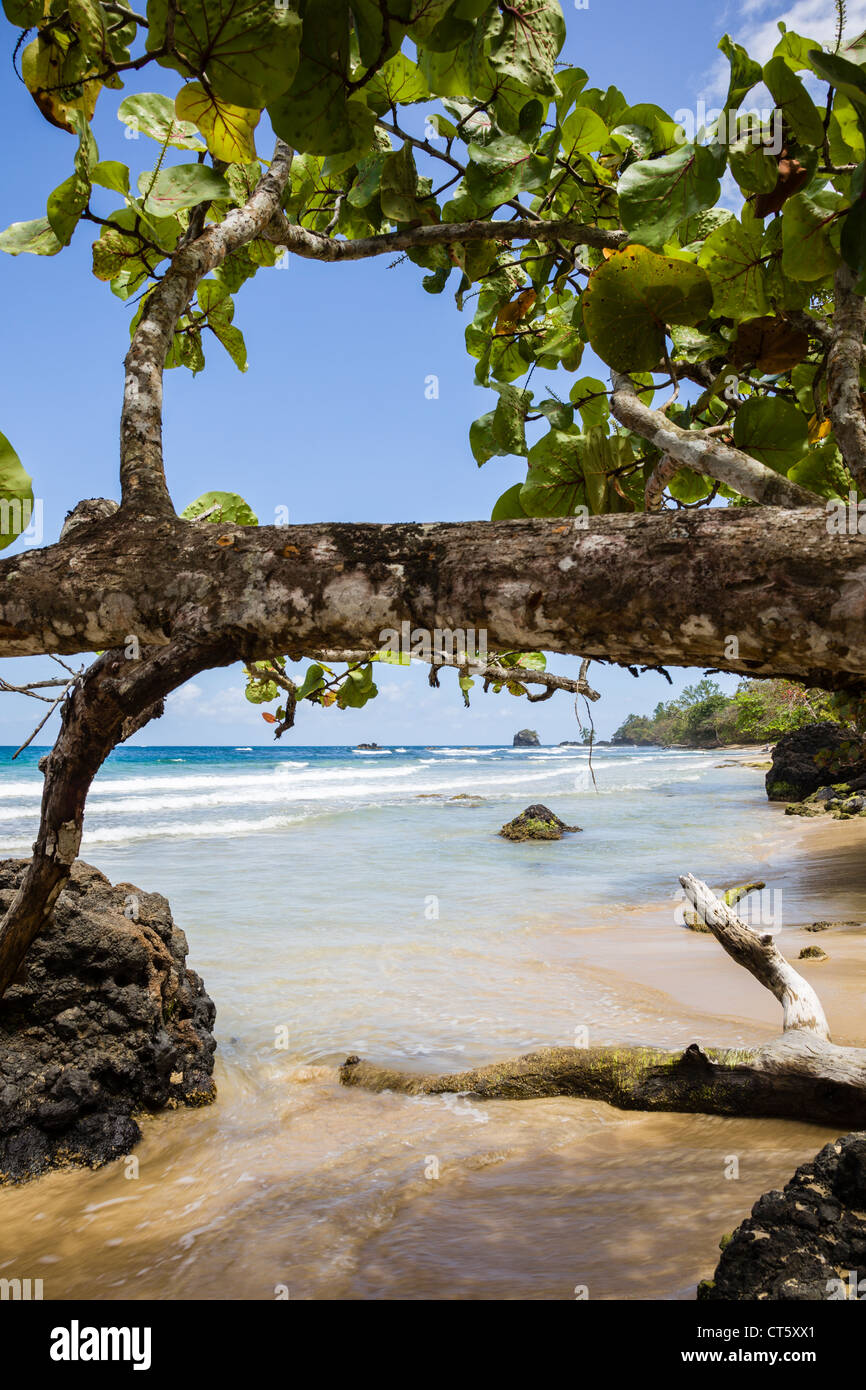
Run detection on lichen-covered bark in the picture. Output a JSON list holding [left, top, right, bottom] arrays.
[[2, 506, 865, 690], [827, 264, 866, 494]]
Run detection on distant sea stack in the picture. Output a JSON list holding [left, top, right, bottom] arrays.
[[513, 729, 540, 747]]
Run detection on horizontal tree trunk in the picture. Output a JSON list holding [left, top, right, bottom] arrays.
[[2, 507, 866, 689], [339, 1034, 866, 1128]]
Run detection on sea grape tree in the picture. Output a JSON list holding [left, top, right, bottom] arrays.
[[0, 0, 865, 989]]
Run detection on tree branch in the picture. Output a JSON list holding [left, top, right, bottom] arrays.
[[0, 635, 230, 997], [610, 373, 820, 509], [827, 262, 866, 493], [265, 215, 627, 262], [120, 141, 295, 515]]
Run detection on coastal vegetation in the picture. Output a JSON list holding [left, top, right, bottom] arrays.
[[612, 678, 843, 747]]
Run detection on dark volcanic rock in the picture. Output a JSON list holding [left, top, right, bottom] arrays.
[[513, 729, 540, 747], [499, 804, 582, 841], [699, 1133, 866, 1300], [766, 723, 866, 802], [0, 859, 216, 1183]]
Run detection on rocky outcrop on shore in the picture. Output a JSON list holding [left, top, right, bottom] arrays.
[[698, 1133, 866, 1300], [766, 723, 866, 803], [513, 729, 540, 747], [0, 859, 216, 1183], [499, 804, 581, 841]]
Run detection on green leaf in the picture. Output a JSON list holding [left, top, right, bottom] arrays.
[[0, 430, 34, 552], [788, 439, 851, 499], [181, 491, 258, 525], [617, 143, 723, 249], [728, 137, 778, 194], [466, 135, 536, 209], [762, 56, 825, 146], [363, 54, 429, 113], [718, 34, 762, 111], [268, 0, 373, 156], [46, 171, 90, 247], [337, 664, 378, 708], [732, 397, 809, 473], [245, 673, 278, 703], [569, 376, 609, 429], [582, 245, 713, 373], [772, 29, 822, 73], [808, 50, 866, 116], [138, 164, 230, 216], [470, 412, 499, 466], [698, 213, 768, 320], [147, 0, 302, 107], [0, 216, 62, 256], [117, 93, 206, 150], [520, 428, 586, 517], [487, 0, 565, 98], [560, 106, 609, 157], [198, 280, 248, 371], [90, 160, 130, 195], [781, 190, 843, 281], [668, 469, 713, 503], [491, 482, 529, 520], [491, 383, 531, 455], [296, 663, 326, 701], [379, 142, 437, 223]]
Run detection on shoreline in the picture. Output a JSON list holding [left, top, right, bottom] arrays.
[[558, 791, 866, 1055]]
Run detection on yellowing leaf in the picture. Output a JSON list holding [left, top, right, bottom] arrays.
[[808, 414, 832, 443], [175, 82, 261, 163], [495, 288, 536, 336]]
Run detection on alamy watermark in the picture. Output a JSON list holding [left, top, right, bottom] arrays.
[[673, 102, 783, 155], [378, 620, 488, 668], [0, 497, 43, 547]]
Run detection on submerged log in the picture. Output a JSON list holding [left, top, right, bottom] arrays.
[[340, 876, 866, 1126]]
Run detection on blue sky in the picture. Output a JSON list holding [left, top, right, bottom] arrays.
[[0, 1, 851, 745]]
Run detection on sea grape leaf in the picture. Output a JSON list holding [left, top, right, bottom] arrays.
[[175, 83, 261, 163], [582, 245, 713, 372], [118, 93, 206, 150], [617, 142, 723, 249], [698, 213, 768, 320], [0, 217, 62, 256], [732, 397, 809, 473], [146, 0, 302, 107], [138, 164, 230, 216], [181, 491, 258, 525], [0, 430, 34, 552]]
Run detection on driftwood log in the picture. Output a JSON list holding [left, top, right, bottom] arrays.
[[341, 875, 866, 1127]]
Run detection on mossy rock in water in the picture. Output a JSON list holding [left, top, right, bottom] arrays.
[[806, 919, 861, 932], [499, 803, 582, 841], [798, 945, 828, 960]]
